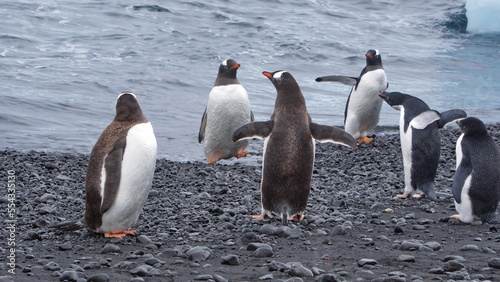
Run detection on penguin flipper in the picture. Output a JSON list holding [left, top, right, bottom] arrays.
[[100, 137, 126, 214], [198, 108, 207, 143], [315, 75, 358, 86], [409, 110, 441, 129], [452, 157, 472, 204], [437, 109, 467, 128], [232, 120, 273, 142], [310, 123, 357, 149]]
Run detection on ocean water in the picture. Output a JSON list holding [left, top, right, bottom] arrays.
[[1, 0, 499, 161]]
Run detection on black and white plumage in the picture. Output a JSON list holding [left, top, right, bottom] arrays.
[[316, 49, 388, 144], [233, 70, 357, 224], [452, 117, 500, 224], [379, 92, 466, 200], [50, 92, 157, 237], [198, 59, 253, 163]]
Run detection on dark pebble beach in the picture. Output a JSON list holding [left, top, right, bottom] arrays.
[[1, 123, 500, 282]]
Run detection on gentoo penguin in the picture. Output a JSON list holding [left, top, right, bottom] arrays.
[[49, 92, 157, 237], [316, 49, 388, 144], [379, 92, 466, 200], [233, 70, 357, 224], [451, 117, 500, 223], [198, 59, 253, 163]]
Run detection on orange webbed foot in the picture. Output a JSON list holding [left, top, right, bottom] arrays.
[[412, 193, 425, 199], [396, 193, 410, 199], [450, 214, 460, 220], [104, 230, 137, 238], [252, 214, 270, 220], [358, 136, 374, 144], [235, 151, 250, 158], [288, 214, 305, 222]]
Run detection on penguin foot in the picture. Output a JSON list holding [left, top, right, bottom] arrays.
[[411, 193, 425, 199], [450, 214, 461, 220], [235, 151, 250, 158], [104, 230, 137, 238], [288, 214, 305, 222], [357, 136, 374, 144], [252, 213, 270, 220], [396, 193, 410, 199]]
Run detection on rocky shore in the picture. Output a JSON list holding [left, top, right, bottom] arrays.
[[1, 123, 500, 282]]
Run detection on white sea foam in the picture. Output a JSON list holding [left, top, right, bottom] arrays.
[[466, 0, 500, 34]]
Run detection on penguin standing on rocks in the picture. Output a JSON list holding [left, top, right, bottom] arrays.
[[451, 117, 500, 223], [379, 91, 466, 200], [316, 49, 388, 144], [50, 92, 157, 237], [199, 59, 253, 163], [233, 70, 357, 224]]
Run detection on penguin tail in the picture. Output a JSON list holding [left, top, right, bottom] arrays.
[[48, 219, 85, 231], [280, 206, 290, 226]]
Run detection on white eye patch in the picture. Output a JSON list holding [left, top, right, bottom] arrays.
[[222, 60, 228, 67], [273, 71, 287, 79], [375, 50, 380, 56]]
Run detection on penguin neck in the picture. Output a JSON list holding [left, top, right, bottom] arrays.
[[275, 90, 307, 112], [214, 75, 239, 86]]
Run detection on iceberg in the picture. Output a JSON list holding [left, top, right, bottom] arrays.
[[466, 0, 500, 33]]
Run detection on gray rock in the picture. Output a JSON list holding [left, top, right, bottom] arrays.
[[44, 262, 61, 271], [482, 247, 496, 254], [221, 254, 240, 266], [87, 274, 110, 282], [285, 278, 304, 282], [254, 247, 273, 258], [160, 248, 180, 258], [448, 270, 470, 280], [130, 278, 145, 282], [275, 226, 303, 238], [186, 246, 211, 262], [423, 241, 441, 251], [357, 258, 378, 267], [58, 243, 73, 251], [137, 235, 152, 244], [130, 266, 148, 277], [144, 257, 162, 266], [268, 260, 288, 271], [213, 274, 228, 282], [460, 244, 479, 251], [488, 258, 500, 269], [428, 267, 444, 274], [443, 260, 464, 272], [100, 244, 121, 254], [247, 243, 272, 251], [315, 273, 346, 282], [397, 255, 415, 262], [193, 274, 213, 280], [237, 232, 261, 245], [59, 270, 79, 281], [399, 240, 423, 251], [259, 274, 274, 280], [286, 262, 313, 278], [442, 255, 466, 262], [331, 225, 346, 236]]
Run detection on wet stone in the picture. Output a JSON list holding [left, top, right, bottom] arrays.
[[460, 244, 479, 251], [221, 255, 240, 266], [186, 246, 211, 262], [247, 243, 272, 251], [58, 243, 73, 251], [268, 260, 287, 272], [87, 274, 110, 282], [443, 260, 464, 272], [59, 270, 79, 281], [357, 258, 378, 267], [137, 235, 152, 244], [488, 258, 500, 269], [397, 255, 415, 262], [254, 247, 273, 258], [100, 244, 121, 254], [286, 262, 313, 278]]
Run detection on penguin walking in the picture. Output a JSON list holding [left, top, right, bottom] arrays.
[[233, 70, 357, 224], [50, 92, 157, 237], [379, 91, 466, 200], [316, 49, 388, 144], [451, 117, 500, 223], [199, 59, 253, 163]]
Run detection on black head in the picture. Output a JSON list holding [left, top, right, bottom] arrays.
[[214, 59, 240, 86], [115, 92, 147, 123], [366, 49, 382, 66], [457, 117, 488, 137], [379, 91, 410, 108], [262, 70, 305, 106]]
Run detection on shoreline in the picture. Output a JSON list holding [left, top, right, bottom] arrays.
[[0, 123, 499, 281]]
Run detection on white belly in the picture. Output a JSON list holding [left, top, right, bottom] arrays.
[[454, 174, 474, 223], [204, 84, 252, 157], [100, 122, 157, 233], [345, 69, 387, 138], [398, 107, 414, 194]]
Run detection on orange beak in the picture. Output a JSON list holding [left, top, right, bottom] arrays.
[[262, 71, 272, 78]]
